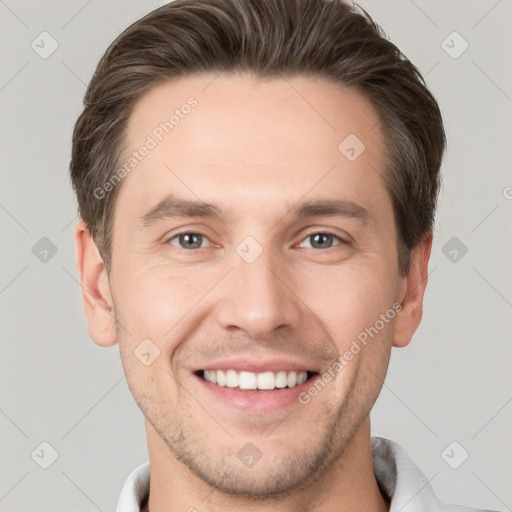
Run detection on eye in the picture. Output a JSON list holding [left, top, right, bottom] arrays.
[[298, 232, 343, 249], [167, 232, 211, 250]]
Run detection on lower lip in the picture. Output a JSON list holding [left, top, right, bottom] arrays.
[[194, 374, 317, 414]]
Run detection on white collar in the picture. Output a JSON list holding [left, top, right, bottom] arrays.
[[116, 437, 494, 511]]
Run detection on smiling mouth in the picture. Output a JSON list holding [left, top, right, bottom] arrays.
[[195, 369, 317, 390]]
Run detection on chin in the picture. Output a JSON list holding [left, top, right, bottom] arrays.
[[166, 426, 343, 499]]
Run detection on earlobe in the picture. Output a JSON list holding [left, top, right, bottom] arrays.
[[393, 233, 433, 348], [73, 220, 118, 347]]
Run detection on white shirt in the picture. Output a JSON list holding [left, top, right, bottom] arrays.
[[116, 437, 497, 511]]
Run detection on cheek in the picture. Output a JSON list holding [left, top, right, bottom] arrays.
[[114, 266, 221, 357], [117, 269, 186, 326], [113, 270, 190, 407], [296, 262, 397, 348]]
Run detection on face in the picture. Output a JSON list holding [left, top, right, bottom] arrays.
[[85, 73, 419, 495]]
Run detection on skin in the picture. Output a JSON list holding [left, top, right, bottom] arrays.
[[74, 73, 431, 512]]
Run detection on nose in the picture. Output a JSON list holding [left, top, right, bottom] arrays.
[[214, 247, 302, 339]]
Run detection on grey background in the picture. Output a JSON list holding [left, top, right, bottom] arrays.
[[1, 0, 511, 510]]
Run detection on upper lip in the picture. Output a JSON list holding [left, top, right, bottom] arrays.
[[193, 357, 318, 374]]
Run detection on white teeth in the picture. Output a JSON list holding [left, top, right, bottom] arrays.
[[202, 369, 309, 390], [225, 369, 238, 388], [238, 371, 257, 390], [257, 371, 275, 390], [287, 371, 297, 387], [216, 369, 226, 387], [275, 371, 287, 388], [204, 370, 217, 384]]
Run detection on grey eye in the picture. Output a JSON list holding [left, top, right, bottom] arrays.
[[169, 233, 208, 249], [299, 233, 341, 249]]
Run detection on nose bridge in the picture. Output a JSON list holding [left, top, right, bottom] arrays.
[[215, 240, 301, 337]]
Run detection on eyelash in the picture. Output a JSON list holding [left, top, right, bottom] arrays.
[[166, 231, 347, 251]]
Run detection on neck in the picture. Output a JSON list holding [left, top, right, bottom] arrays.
[[143, 418, 389, 512]]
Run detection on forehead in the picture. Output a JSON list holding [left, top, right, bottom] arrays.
[[116, 73, 389, 230]]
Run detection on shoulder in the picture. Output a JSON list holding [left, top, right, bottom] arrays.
[[116, 461, 150, 512], [371, 437, 499, 512]]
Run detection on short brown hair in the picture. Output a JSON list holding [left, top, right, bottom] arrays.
[[70, 0, 445, 276]]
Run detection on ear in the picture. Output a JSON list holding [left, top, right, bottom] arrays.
[[73, 219, 118, 347], [393, 232, 433, 348]]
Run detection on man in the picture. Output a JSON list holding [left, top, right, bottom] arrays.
[[69, 0, 498, 510]]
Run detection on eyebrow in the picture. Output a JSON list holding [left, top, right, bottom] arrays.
[[291, 199, 370, 225], [139, 195, 225, 227], [138, 194, 370, 228]]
